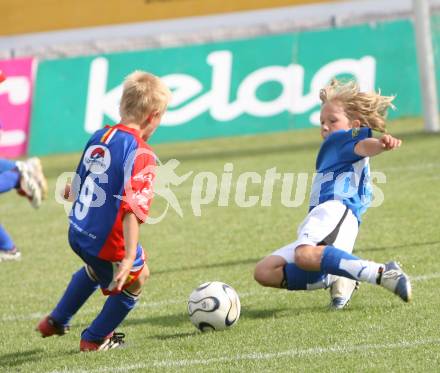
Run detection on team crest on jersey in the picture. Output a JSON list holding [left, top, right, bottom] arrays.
[[83, 145, 111, 174]]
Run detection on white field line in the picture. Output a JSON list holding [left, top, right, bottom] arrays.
[[49, 337, 440, 373], [2, 273, 438, 323]]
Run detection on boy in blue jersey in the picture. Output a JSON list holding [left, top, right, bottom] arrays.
[[254, 79, 411, 308], [0, 157, 46, 260], [37, 71, 171, 351]]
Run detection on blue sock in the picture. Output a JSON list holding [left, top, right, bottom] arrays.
[[0, 170, 20, 193], [51, 267, 99, 326], [0, 224, 14, 250], [82, 291, 138, 341], [283, 263, 329, 290], [321, 246, 382, 284], [0, 159, 16, 173]]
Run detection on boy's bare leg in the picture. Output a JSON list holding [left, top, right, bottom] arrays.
[[254, 256, 287, 288]]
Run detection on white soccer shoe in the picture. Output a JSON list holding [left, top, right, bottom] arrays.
[[378, 261, 412, 302], [25, 157, 48, 200], [329, 276, 359, 310], [0, 247, 21, 262], [16, 161, 42, 209], [80, 332, 125, 352]]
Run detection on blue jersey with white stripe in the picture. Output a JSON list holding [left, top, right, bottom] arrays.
[[309, 127, 372, 223]]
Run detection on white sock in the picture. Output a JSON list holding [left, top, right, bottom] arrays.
[[339, 259, 384, 284]]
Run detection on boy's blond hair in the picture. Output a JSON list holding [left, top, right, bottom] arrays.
[[119, 70, 171, 124], [319, 79, 395, 133]]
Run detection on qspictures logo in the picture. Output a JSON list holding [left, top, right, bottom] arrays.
[[55, 148, 387, 224]]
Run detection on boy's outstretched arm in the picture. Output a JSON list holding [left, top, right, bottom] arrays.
[[114, 212, 140, 291], [354, 134, 402, 157]]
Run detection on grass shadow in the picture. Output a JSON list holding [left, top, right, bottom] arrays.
[[242, 307, 292, 320], [0, 349, 44, 368]]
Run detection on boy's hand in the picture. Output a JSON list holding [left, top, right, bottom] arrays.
[[114, 258, 134, 292], [63, 183, 72, 201], [116, 212, 140, 292], [380, 134, 402, 150]]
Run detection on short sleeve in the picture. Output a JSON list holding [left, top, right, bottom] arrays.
[[120, 146, 156, 223], [337, 127, 372, 163]]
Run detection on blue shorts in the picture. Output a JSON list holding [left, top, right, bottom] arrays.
[[69, 237, 145, 294]]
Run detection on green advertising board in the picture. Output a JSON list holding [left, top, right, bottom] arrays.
[[30, 19, 420, 155]]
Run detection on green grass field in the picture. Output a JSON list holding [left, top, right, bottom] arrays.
[[1, 118, 439, 372]]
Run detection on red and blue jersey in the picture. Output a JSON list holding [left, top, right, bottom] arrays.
[[68, 124, 156, 262]]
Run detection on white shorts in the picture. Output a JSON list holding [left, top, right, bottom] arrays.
[[272, 200, 359, 263]]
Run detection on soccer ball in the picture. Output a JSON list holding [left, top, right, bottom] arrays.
[[188, 281, 241, 332]]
